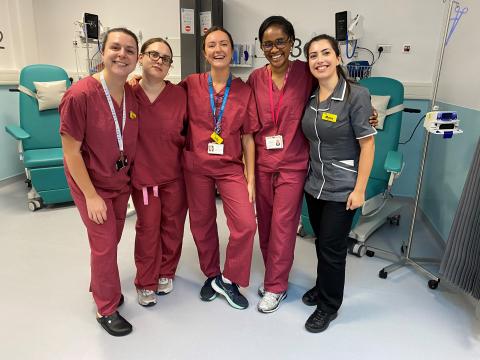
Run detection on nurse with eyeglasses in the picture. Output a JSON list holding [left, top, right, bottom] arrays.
[[130, 38, 188, 308], [247, 16, 378, 314]]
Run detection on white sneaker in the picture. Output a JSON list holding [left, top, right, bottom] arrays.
[[137, 288, 157, 307], [258, 284, 265, 297], [157, 277, 173, 295], [257, 291, 287, 313]]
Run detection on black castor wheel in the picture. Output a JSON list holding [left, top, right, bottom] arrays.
[[297, 225, 306, 237], [428, 279, 440, 290], [388, 214, 401, 226], [400, 244, 408, 254], [348, 239, 366, 257], [366, 250, 375, 257], [379, 270, 388, 279]]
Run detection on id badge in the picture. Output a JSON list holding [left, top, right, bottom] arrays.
[[321, 112, 337, 122], [265, 135, 284, 150], [207, 142, 224, 155]]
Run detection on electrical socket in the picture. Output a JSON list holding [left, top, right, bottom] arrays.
[[377, 44, 392, 53]]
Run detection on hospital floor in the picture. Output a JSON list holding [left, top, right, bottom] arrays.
[[1, 178, 479, 360]]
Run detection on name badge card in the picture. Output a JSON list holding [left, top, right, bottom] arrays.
[[265, 135, 284, 150], [208, 142, 224, 155], [321, 112, 337, 123]]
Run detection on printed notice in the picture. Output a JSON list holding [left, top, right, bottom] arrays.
[[181, 8, 195, 35], [200, 11, 212, 35]]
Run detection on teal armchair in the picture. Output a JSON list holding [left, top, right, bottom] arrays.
[[5, 64, 73, 211]]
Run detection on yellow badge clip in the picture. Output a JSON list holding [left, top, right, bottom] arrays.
[[321, 112, 337, 123], [129, 111, 137, 119], [210, 132, 224, 144]]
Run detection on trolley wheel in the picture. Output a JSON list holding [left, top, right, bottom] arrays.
[[428, 279, 440, 290], [28, 199, 42, 212], [400, 244, 408, 254], [379, 270, 388, 279], [366, 250, 375, 257], [297, 225, 306, 238], [25, 179, 32, 188], [348, 239, 366, 257], [388, 214, 401, 226]]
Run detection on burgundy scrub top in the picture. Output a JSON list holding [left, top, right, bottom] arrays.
[[59, 76, 139, 198], [247, 60, 315, 173], [131, 81, 187, 189], [181, 73, 260, 176]]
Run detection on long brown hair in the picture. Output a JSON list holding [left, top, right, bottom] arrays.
[[304, 34, 353, 98]]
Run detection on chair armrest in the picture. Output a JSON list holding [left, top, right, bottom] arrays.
[[384, 150, 403, 173], [5, 125, 30, 140]]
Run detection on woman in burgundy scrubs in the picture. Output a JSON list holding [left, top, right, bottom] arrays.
[[60, 28, 139, 336], [130, 38, 188, 307], [248, 16, 378, 314], [182, 26, 259, 310]]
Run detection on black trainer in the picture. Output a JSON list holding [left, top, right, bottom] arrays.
[[211, 275, 248, 310], [302, 286, 319, 306], [96, 311, 132, 337], [305, 309, 338, 333], [200, 277, 217, 301]]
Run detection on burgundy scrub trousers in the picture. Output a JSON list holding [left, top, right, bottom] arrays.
[[59, 77, 139, 316], [247, 60, 315, 293], [181, 73, 259, 287], [131, 82, 188, 291]]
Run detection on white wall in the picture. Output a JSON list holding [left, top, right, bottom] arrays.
[[226, 0, 444, 98], [0, 0, 449, 98], [0, 0, 38, 84], [0, 0, 181, 82], [436, 0, 479, 110], [32, 0, 181, 80]]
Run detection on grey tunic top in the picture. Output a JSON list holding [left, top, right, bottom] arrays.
[[301, 77, 377, 202]]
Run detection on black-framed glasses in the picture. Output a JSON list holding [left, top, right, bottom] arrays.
[[143, 51, 173, 65], [261, 38, 290, 52]]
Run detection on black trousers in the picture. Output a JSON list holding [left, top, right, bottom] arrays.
[[305, 192, 356, 314]]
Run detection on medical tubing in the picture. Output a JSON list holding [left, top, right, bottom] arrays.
[[357, 46, 375, 65], [399, 115, 426, 145], [345, 31, 357, 59]]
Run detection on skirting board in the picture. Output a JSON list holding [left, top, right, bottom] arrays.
[[0, 173, 25, 188]]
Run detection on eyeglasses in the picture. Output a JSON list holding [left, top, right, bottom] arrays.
[[143, 51, 173, 65], [261, 38, 290, 52]]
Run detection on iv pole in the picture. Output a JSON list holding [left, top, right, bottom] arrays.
[[377, 0, 457, 289]]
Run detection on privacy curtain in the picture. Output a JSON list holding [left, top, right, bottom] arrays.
[[440, 138, 480, 298]]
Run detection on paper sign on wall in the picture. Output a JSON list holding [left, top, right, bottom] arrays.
[[181, 8, 195, 35], [200, 11, 212, 35]]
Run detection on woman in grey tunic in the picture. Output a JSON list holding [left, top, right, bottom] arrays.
[[301, 34, 376, 333]]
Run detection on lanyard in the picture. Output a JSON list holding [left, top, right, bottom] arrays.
[[208, 72, 232, 134], [99, 71, 126, 153], [268, 63, 291, 133]]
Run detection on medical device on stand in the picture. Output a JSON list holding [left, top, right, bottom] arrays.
[[336, 11, 373, 81], [73, 13, 107, 78], [378, 0, 463, 289], [423, 110, 462, 138]]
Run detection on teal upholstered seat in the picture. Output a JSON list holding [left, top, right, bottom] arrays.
[[4, 64, 73, 210]]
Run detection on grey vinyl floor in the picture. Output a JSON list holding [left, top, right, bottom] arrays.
[[1, 179, 479, 360]]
